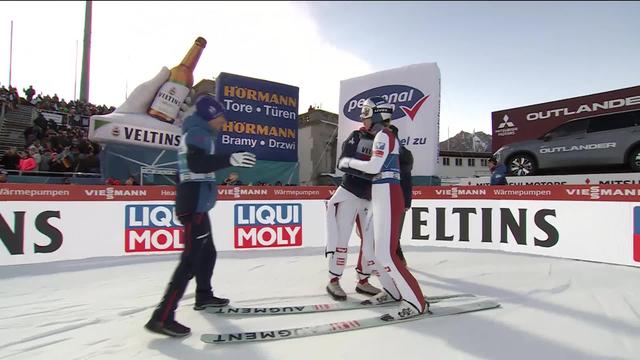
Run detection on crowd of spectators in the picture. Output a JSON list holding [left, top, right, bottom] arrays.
[[104, 176, 139, 186], [1, 112, 101, 175], [1, 84, 115, 117], [0, 85, 20, 110], [0, 84, 112, 177], [221, 172, 295, 186]]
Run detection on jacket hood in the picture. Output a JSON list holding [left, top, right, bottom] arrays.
[[182, 113, 214, 135]]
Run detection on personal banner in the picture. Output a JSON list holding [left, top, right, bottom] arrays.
[[337, 63, 441, 176]]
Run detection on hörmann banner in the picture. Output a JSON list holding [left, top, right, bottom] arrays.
[[216, 73, 300, 162], [337, 63, 441, 176], [492, 85, 640, 152]]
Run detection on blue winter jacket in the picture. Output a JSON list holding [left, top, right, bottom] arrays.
[[490, 164, 508, 186], [175, 114, 231, 216]]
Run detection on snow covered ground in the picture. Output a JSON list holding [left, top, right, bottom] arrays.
[[1, 246, 639, 360]]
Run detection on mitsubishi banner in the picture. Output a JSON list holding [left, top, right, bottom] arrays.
[[492, 85, 640, 152], [337, 63, 441, 177]]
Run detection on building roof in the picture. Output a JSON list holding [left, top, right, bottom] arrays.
[[439, 150, 492, 158], [298, 108, 338, 128]]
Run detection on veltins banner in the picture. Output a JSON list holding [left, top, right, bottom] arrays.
[[337, 63, 441, 177], [215, 73, 300, 162]]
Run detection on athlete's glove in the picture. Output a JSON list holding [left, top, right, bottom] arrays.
[[338, 157, 352, 170], [230, 152, 257, 168]]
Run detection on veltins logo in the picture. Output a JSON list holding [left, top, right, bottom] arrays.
[[634, 207, 640, 262], [234, 203, 302, 249], [125, 204, 184, 253], [343, 85, 429, 122]]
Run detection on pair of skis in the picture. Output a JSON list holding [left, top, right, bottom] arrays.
[[201, 293, 500, 344]]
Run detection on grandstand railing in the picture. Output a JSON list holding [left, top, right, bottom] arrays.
[[4, 169, 101, 177], [3, 169, 103, 185], [38, 109, 91, 128]]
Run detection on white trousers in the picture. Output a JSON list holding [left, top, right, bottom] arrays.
[[325, 186, 398, 293], [371, 183, 426, 312]]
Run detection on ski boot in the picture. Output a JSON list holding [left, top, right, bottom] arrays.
[[194, 293, 230, 311], [381, 300, 431, 321], [145, 317, 191, 337], [326, 278, 347, 301], [361, 290, 399, 306], [355, 279, 381, 296]]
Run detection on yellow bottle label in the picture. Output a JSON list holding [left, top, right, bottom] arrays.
[[150, 82, 190, 120]]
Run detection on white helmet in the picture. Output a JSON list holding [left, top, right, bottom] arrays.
[[360, 96, 394, 124]]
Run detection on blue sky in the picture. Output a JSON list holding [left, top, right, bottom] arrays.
[[307, 1, 640, 135], [1, 1, 639, 139]]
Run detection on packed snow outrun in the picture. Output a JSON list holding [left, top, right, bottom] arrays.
[[1, 247, 639, 360]]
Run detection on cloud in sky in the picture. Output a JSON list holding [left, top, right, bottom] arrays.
[[1, 1, 373, 113]]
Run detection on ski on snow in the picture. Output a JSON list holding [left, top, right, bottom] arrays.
[[201, 299, 500, 344], [206, 293, 475, 316]]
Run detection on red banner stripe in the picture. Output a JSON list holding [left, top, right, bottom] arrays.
[[2, 184, 640, 202]]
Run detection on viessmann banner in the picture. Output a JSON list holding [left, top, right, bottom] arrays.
[[492, 85, 640, 152], [215, 73, 299, 162], [337, 63, 441, 177]]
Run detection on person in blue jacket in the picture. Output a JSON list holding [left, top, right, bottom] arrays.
[[145, 94, 256, 337], [489, 156, 508, 185]]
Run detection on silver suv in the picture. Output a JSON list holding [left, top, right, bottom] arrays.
[[493, 110, 640, 176]]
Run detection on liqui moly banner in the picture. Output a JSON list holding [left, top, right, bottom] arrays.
[[337, 63, 441, 177], [124, 204, 184, 253], [234, 203, 302, 249]]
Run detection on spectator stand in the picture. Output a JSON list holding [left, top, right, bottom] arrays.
[[0, 85, 120, 185], [0, 105, 37, 154]]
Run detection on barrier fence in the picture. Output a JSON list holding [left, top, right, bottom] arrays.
[[1, 183, 639, 267]]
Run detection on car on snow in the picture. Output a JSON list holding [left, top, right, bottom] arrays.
[[493, 110, 640, 176]]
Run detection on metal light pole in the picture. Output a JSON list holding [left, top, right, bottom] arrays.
[[74, 40, 78, 100], [9, 20, 13, 87], [79, 1, 92, 102]]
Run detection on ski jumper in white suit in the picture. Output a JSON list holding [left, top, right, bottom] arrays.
[[345, 128, 426, 313], [326, 128, 376, 281], [326, 127, 396, 296]]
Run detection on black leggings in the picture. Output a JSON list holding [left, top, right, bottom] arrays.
[[153, 213, 217, 322]]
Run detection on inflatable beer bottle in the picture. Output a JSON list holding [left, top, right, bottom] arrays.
[[148, 37, 207, 123]]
